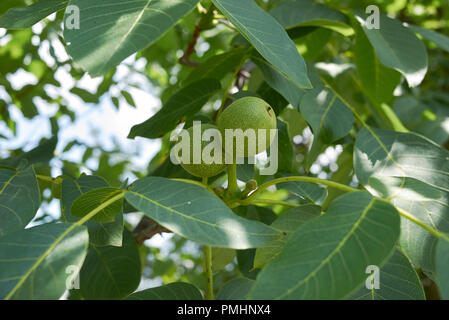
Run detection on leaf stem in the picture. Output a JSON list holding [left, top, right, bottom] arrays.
[[171, 178, 215, 194], [226, 163, 239, 198], [204, 245, 214, 300], [241, 198, 299, 208], [395, 206, 449, 242], [36, 174, 57, 184], [242, 176, 358, 204]]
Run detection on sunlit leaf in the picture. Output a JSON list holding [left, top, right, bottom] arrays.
[[0, 223, 88, 300], [351, 248, 425, 300], [64, 0, 199, 76], [125, 177, 282, 249], [354, 11, 428, 87], [250, 191, 400, 299], [212, 0, 312, 89]]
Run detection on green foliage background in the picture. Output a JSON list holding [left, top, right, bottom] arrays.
[[0, 0, 449, 300]]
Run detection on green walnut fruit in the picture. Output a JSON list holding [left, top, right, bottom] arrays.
[[178, 123, 227, 178], [217, 96, 277, 158]]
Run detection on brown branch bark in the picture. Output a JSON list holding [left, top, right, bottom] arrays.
[[133, 216, 172, 246]]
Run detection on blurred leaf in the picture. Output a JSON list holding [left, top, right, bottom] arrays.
[[212, 247, 235, 272], [407, 24, 449, 53], [128, 79, 221, 139], [70, 87, 99, 103], [121, 90, 136, 108], [0, 166, 40, 237]]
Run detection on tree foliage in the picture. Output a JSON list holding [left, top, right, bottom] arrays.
[[1, 0, 449, 300]]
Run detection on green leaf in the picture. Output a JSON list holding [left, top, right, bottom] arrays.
[[184, 49, 248, 85], [79, 229, 141, 300], [252, 54, 305, 109], [64, 0, 199, 76], [212, 0, 312, 89], [125, 177, 281, 249], [0, 0, 68, 29], [125, 282, 202, 300], [351, 248, 425, 300], [71, 187, 124, 223], [62, 176, 124, 247], [70, 87, 99, 104], [250, 191, 400, 300], [212, 247, 236, 272], [354, 11, 428, 87], [277, 119, 294, 172], [216, 278, 255, 300], [128, 79, 221, 139], [254, 204, 321, 268], [354, 128, 449, 273], [0, 167, 40, 237], [367, 176, 449, 274], [300, 87, 355, 145], [300, 87, 354, 167], [0, 136, 58, 168], [407, 24, 449, 53], [278, 175, 327, 205], [0, 223, 88, 300], [436, 238, 449, 300], [353, 19, 401, 106], [270, 1, 353, 36], [121, 90, 136, 108], [354, 127, 449, 194]]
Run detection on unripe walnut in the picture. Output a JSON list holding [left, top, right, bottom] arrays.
[[217, 97, 277, 158], [178, 124, 227, 178]]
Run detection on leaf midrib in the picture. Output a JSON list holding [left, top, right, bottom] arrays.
[[126, 190, 279, 238], [5, 192, 124, 299], [275, 198, 376, 299]]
